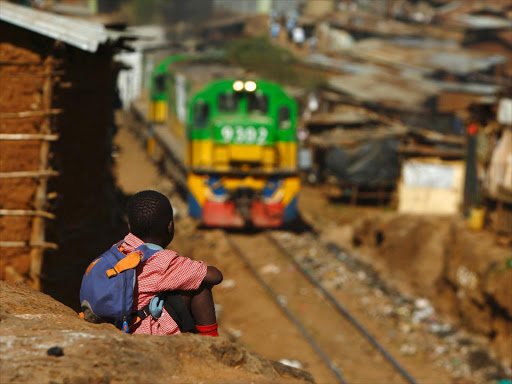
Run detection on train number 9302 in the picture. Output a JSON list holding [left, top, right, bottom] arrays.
[[220, 125, 269, 144]]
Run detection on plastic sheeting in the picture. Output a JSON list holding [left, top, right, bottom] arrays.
[[325, 139, 400, 186], [486, 128, 512, 197]]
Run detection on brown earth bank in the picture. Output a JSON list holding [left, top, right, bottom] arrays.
[[307, 187, 512, 369], [0, 281, 314, 384]]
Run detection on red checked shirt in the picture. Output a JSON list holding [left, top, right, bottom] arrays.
[[119, 233, 207, 335]]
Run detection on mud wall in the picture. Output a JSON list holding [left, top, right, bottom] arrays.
[[0, 21, 126, 308], [0, 22, 55, 285], [351, 215, 512, 367]]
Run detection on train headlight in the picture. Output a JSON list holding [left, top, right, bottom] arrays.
[[244, 80, 257, 92], [233, 80, 244, 92]]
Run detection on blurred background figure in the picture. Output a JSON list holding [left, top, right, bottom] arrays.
[[285, 11, 297, 42], [308, 35, 317, 53], [270, 20, 280, 40], [292, 25, 305, 47]]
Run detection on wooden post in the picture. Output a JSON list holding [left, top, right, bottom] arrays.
[[29, 57, 54, 291], [496, 200, 503, 233], [350, 185, 358, 205]]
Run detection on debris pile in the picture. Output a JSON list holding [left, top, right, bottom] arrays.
[[274, 228, 512, 381]]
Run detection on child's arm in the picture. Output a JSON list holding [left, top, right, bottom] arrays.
[[151, 252, 221, 292], [203, 266, 223, 286]]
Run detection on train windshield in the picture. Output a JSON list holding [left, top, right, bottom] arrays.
[[247, 93, 268, 114], [218, 93, 239, 113], [278, 106, 291, 129], [193, 101, 210, 128], [154, 74, 166, 93]]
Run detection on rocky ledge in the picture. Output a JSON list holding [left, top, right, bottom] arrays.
[[0, 281, 314, 384]]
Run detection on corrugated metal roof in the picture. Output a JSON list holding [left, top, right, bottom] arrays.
[[349, 38, 507, 76], [305, 54, 383, 76], [328, 73, 440, 111], [433, 81, 498, 95], [0, 1, 122, 52], [453, 14, 512, 30], [307, 107, 380, 126], [428, 52, 506, 76], [124, 25, 169, 51]]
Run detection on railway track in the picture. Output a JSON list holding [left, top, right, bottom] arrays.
[[225, 231, 418, 384], [121, 108, 419, 383]]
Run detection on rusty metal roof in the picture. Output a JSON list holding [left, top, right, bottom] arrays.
[[451, 14, 512, 30], [305, 54, 384, 76], [0, 1, 126, 52], [347, 38, 507, 76], [326, 11, 465, 42], [328, 73, 440, 112], [428, 51, 506, 76]]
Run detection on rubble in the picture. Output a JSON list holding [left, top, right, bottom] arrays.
[[221, 278, 237, 289], [272, 225, 511, 383], [280, 359, 304, 370], [411, 298, 435, 324], [261, 263, 282, 275], [225, 327, 243, 340]]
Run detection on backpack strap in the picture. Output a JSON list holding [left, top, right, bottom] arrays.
[[106, 242, 161, 278], [135, 244, 161, 262], [130, 293, 162, 328], [129, 293, 197, 333], [131, 302, 152, 326], [105, 251, 142, 278]]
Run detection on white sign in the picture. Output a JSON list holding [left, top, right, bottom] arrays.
[[497, 98, 512, 125], [403, 162, 455, 189]]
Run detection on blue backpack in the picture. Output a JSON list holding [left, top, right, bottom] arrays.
[[79, 242, 160, 332]]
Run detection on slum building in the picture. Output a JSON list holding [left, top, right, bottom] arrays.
[[300, 2, 510, 211], [0, 2, 129, 307]]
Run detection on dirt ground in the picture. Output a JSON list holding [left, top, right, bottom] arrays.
[[300, 185, 512, 370], [113, 126, 511, 383], [0, 280, 313, 384], [114, 127, 343, 383]]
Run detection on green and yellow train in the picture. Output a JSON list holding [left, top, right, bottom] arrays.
[[149, 55, 300, 227]]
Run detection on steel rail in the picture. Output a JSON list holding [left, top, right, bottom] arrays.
[[265, 233, 419, 384], [225, 235, 348, 384], [121, 108, 416, 384]]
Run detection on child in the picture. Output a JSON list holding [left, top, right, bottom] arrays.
[[122, 190, 222, 336]]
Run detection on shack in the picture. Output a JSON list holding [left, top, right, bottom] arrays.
[[0, 2, 129, 306], [299, 0, 509, 208]]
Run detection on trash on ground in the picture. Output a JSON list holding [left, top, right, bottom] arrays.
[[221, 279, 236, 289], [261, 264, 281, 275], [279, 359, 303, 369]]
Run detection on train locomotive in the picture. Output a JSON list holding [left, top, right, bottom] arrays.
[[149, 55, 300, 227]]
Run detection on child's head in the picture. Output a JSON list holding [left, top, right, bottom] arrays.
[[127, 190, 174, 247]]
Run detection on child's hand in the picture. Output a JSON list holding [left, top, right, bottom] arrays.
[[149, 296, 164, 319]]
